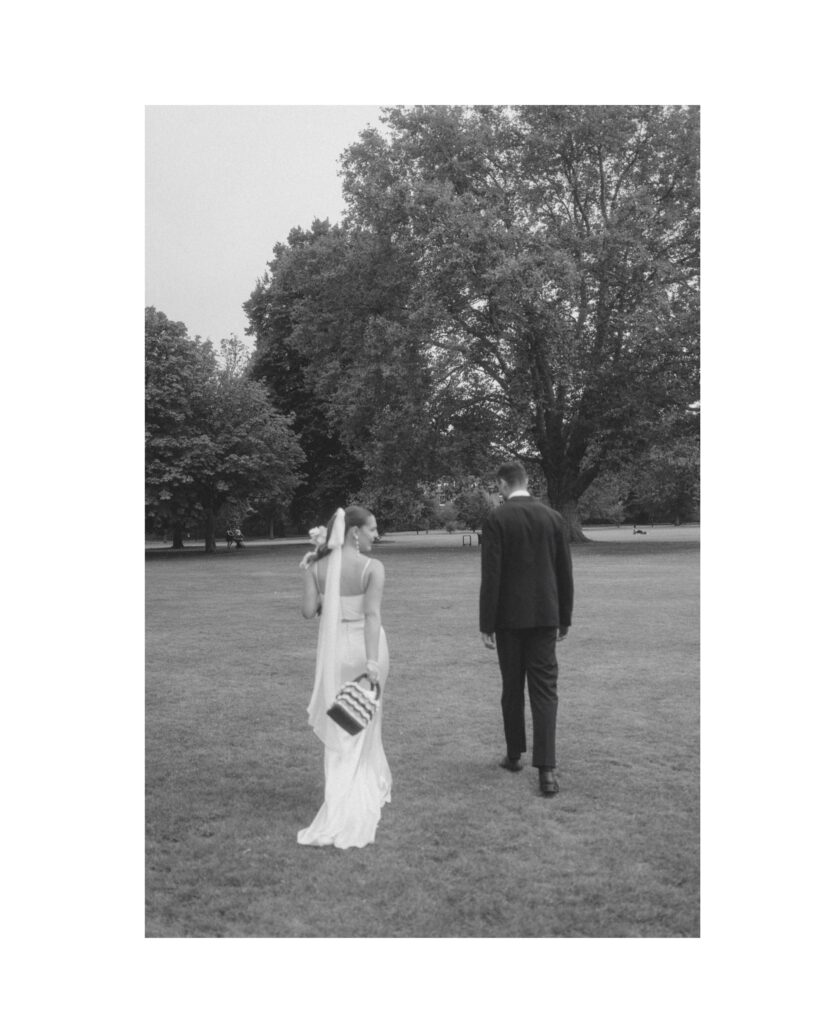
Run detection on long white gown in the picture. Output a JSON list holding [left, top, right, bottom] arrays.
[[297, 570, 391, 849]]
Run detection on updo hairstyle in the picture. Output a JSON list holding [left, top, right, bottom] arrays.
[[311, 504, 374, 563]]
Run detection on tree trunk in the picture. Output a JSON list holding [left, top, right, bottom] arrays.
[[554, 499, 589, 543], [204, 509, 217, 553], [171, 523, 184, 549]]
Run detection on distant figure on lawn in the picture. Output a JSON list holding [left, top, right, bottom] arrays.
[[297, 505, 391, 849], [226, 527, 245, 549], [479, 462, 574, 797]]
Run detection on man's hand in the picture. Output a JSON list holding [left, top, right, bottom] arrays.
[[558, 626, 569, 642], [481, 633, 496, 649]]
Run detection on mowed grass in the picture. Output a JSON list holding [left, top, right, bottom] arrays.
[[146, 528, 699, 937]]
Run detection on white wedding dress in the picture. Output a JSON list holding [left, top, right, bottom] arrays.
[[297, 564, 391, 849]]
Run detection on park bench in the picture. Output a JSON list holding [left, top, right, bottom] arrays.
[[226, 529, 245, 549], [462, 531, 482, 546]]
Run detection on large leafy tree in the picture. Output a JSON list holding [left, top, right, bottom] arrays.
[[145, 307, 215, 547], [245, 219, 499, 527], [245, 221, 369, 530], [145, 308, 304, 551], [578, 405, 699, 525], [625, 406, 700, 523], [339, 105, 700, 539]]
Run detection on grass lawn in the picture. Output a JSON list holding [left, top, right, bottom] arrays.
[[145, 527, 699, 937]]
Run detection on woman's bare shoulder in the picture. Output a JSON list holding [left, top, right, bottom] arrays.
[[366, 557, 385, 580]]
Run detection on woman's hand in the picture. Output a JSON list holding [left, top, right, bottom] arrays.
[[365, 659, 380, 684]]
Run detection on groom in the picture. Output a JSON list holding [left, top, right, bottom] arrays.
[[479, 462, 574, 797]]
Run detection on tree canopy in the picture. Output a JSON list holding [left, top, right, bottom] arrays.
[[145, 308, 304, 550], [247, 106, 699, 539]]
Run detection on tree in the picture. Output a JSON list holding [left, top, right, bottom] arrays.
[[339, 105, 700, 539], [577, 406, 699, 525], [245, 221, 370, 529], [145, 307, 215, 547], [453, 487, 493, 530], [145, 308, 304, 551], [577, 471, 629, 524], [625, 406, 700, 523], [245, 219, 501, 524], [348, 483, 436, 533]]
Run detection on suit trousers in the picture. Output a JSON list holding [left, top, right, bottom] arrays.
[[495, 627, 558, 768]]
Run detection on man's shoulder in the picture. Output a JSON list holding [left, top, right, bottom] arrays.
[[539, 503, 567, 525], [494, 498, 566, 527]]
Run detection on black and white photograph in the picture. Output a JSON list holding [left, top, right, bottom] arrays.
[[8, 3, 815, 1021], [145, 103, 701, 937]]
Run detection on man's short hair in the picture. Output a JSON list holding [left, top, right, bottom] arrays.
[[496, 461, 528, 488]]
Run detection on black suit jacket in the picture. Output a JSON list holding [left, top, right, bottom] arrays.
[[479, 496, 574, 634]]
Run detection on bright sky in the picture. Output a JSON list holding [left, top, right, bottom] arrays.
[[145, 105, 384, 346]]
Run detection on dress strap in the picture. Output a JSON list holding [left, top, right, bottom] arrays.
[[361, 558, 372, 589]]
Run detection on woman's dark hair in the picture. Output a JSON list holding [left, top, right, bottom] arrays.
[[344, 505, 372, 530], [312, 504, 374, 562]]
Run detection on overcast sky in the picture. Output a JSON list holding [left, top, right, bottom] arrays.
[[145, 105, 384, 346]]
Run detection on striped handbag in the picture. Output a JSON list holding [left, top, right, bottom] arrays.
[[326, 673, 381, 735]]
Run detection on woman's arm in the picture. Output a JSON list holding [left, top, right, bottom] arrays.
[[362, 559, 385, 670], [301, 563, 321, 618]]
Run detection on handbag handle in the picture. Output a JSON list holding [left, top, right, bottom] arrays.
[[353, 672, 381, 701]]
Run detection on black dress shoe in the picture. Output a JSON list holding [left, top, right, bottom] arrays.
[[499, 756, 523, 772], [539, 768, 559, 796]]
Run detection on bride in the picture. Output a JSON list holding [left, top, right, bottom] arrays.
[[297, 505, 391, 848]]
